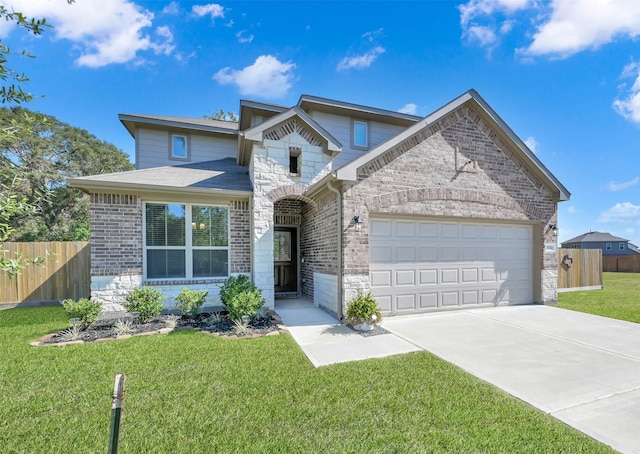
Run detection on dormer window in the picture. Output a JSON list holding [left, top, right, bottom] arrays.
[[352, 120, 368, 149], [171, 134, 189, 160], [289, 147, 301, 175]]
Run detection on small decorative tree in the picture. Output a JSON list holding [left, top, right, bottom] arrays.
[[174, 288, 208, 317], [346, 292, 382, 331], [123, 287, 164, 323]]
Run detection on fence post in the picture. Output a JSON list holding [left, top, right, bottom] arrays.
[[108, 374, 126, 454]]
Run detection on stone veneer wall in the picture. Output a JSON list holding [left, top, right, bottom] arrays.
[[89, 193, 252, 307], [250, 130, 332, 308], [300, 191, 339, 305], [340, 105, 559, 309]]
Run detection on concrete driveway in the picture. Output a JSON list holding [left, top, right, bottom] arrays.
[[383, 305, 640, 454]]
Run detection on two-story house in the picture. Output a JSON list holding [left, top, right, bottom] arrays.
[[69, 89, 570, 319], [561, 232, 640, 256]]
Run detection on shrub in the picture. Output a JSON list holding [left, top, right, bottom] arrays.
[[123, 287, 164, 323], [61, 298, 102, 328], [226, 289, 265, 321], [346, 292, 382, 326], [219, 274, 254, 306], [175, 288, 208, 317]]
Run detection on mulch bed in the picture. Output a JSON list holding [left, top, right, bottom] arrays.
[[31, 311, 287, 347]]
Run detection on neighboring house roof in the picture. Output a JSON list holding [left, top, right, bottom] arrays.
[[562, 231, 630, 244], [69, 158, 252, 196], [630, 243, 640, 253], [334, 89, 571, 202], [119, 114, 239, 138]]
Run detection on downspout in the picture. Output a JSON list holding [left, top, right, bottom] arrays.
[[326, 179, 343, 321]]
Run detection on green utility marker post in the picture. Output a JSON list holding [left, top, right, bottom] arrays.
[[108, 374, 126, 454]]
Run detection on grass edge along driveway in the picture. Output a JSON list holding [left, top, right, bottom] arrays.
[[0, 306, 614, 453]]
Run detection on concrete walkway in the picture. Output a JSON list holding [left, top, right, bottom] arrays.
[[276, 300, 640, 454]]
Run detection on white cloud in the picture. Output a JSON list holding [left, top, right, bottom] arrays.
[[192, 4, 225, 19], [567, 206, 577, 214], [606, 176, 639, 192], [337, 46, 385, 71], [525, 0, 640, 57], [213, 55, 295, 98], [524, 136, 537, 153], [466, 25, 498, 47], [613, 61, 640, 124], [236, 30, 254, 44], [2, 0, 174, 67], [362, 28, 384, 42], [597, 202, 640, 224], [398, 103, 418, 115], [458, 0, 531, 49], [162, 1, 180, 15]]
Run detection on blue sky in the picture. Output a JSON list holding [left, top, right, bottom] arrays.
[[2, 0, 639, 245]]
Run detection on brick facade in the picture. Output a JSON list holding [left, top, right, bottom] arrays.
[[90, 193, 143, 277], [300, 191, 339, 302], [230, 200, 251, 274], [341, 104, 559, 305]]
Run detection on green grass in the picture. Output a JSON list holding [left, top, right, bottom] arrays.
[[558, 272, 640, 323], [0, 306, 612, 453]]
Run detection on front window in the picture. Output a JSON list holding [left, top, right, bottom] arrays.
[[145, 203, 229, 279], [353, 120, 368, 148]]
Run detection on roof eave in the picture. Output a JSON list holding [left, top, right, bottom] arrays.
[[68, 178, 252, 198], [118, 114, 239, 138]]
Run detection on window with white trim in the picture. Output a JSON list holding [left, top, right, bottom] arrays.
[[352, 120, 368, 149], [171, 134, 188, 160], [606, 242, 612, 250], [144, 203, 229, 279], [619, 242, 625, 250]]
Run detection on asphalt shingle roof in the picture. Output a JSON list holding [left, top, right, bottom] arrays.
[[71, 158, 252, 193], [562, 231, 629, 244]]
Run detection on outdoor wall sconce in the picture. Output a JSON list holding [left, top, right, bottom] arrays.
[[353, 215, 363, 232], [546, 224, 558, 235]]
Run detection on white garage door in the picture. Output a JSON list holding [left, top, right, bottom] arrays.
[[370, 218, 533, 315]]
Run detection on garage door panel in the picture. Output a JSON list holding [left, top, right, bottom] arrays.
[[395, 246, 416, 262], [441, 268, 459, 284], [376, 295, 392, 312], [462, 291, 479, 305], [441, 292, 459, 306], [419, 269, 438, 285], [420, 293, 438, 308], [369, 219, 532, 316], [396, 294, 417, 311], [441, 246, 459, 261], [370, 245, 392, 263], [395, 221, 415, 236], [370, 270, 391, 287], [395, 270, 415, 286], [462, 268, 479, 283]]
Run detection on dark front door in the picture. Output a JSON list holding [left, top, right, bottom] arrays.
[[274, 227, 297, 294]]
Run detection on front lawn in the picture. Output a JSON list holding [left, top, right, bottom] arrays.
[[0, 306, 612, 453], [558, 272, 640, 323]]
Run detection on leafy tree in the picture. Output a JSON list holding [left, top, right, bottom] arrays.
[[0, 1, 74, 104], [205, 109, 238, 122], [0, 107, 134, 241]]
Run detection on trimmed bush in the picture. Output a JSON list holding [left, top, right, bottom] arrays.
[[226, 288, 265, 321], [175, 288, 208, 317], [346, 292, 382, 326], [219, 274, 253, 306], [123, 287, 164, 323], [61, 298, 102, 328]]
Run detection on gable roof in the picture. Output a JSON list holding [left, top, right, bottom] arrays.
[[238, 106, 342, 166], [334, 89, 571, 202], [297, 94, 422, 126], [562, 231, 629, 244], [119, 114, 238, 138], [69, 158, 251, 196]]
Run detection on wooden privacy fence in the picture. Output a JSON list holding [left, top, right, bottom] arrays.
[[557, 248, 603, 291], [0, 242, 90, 305], [603, 255, 640, 273]]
